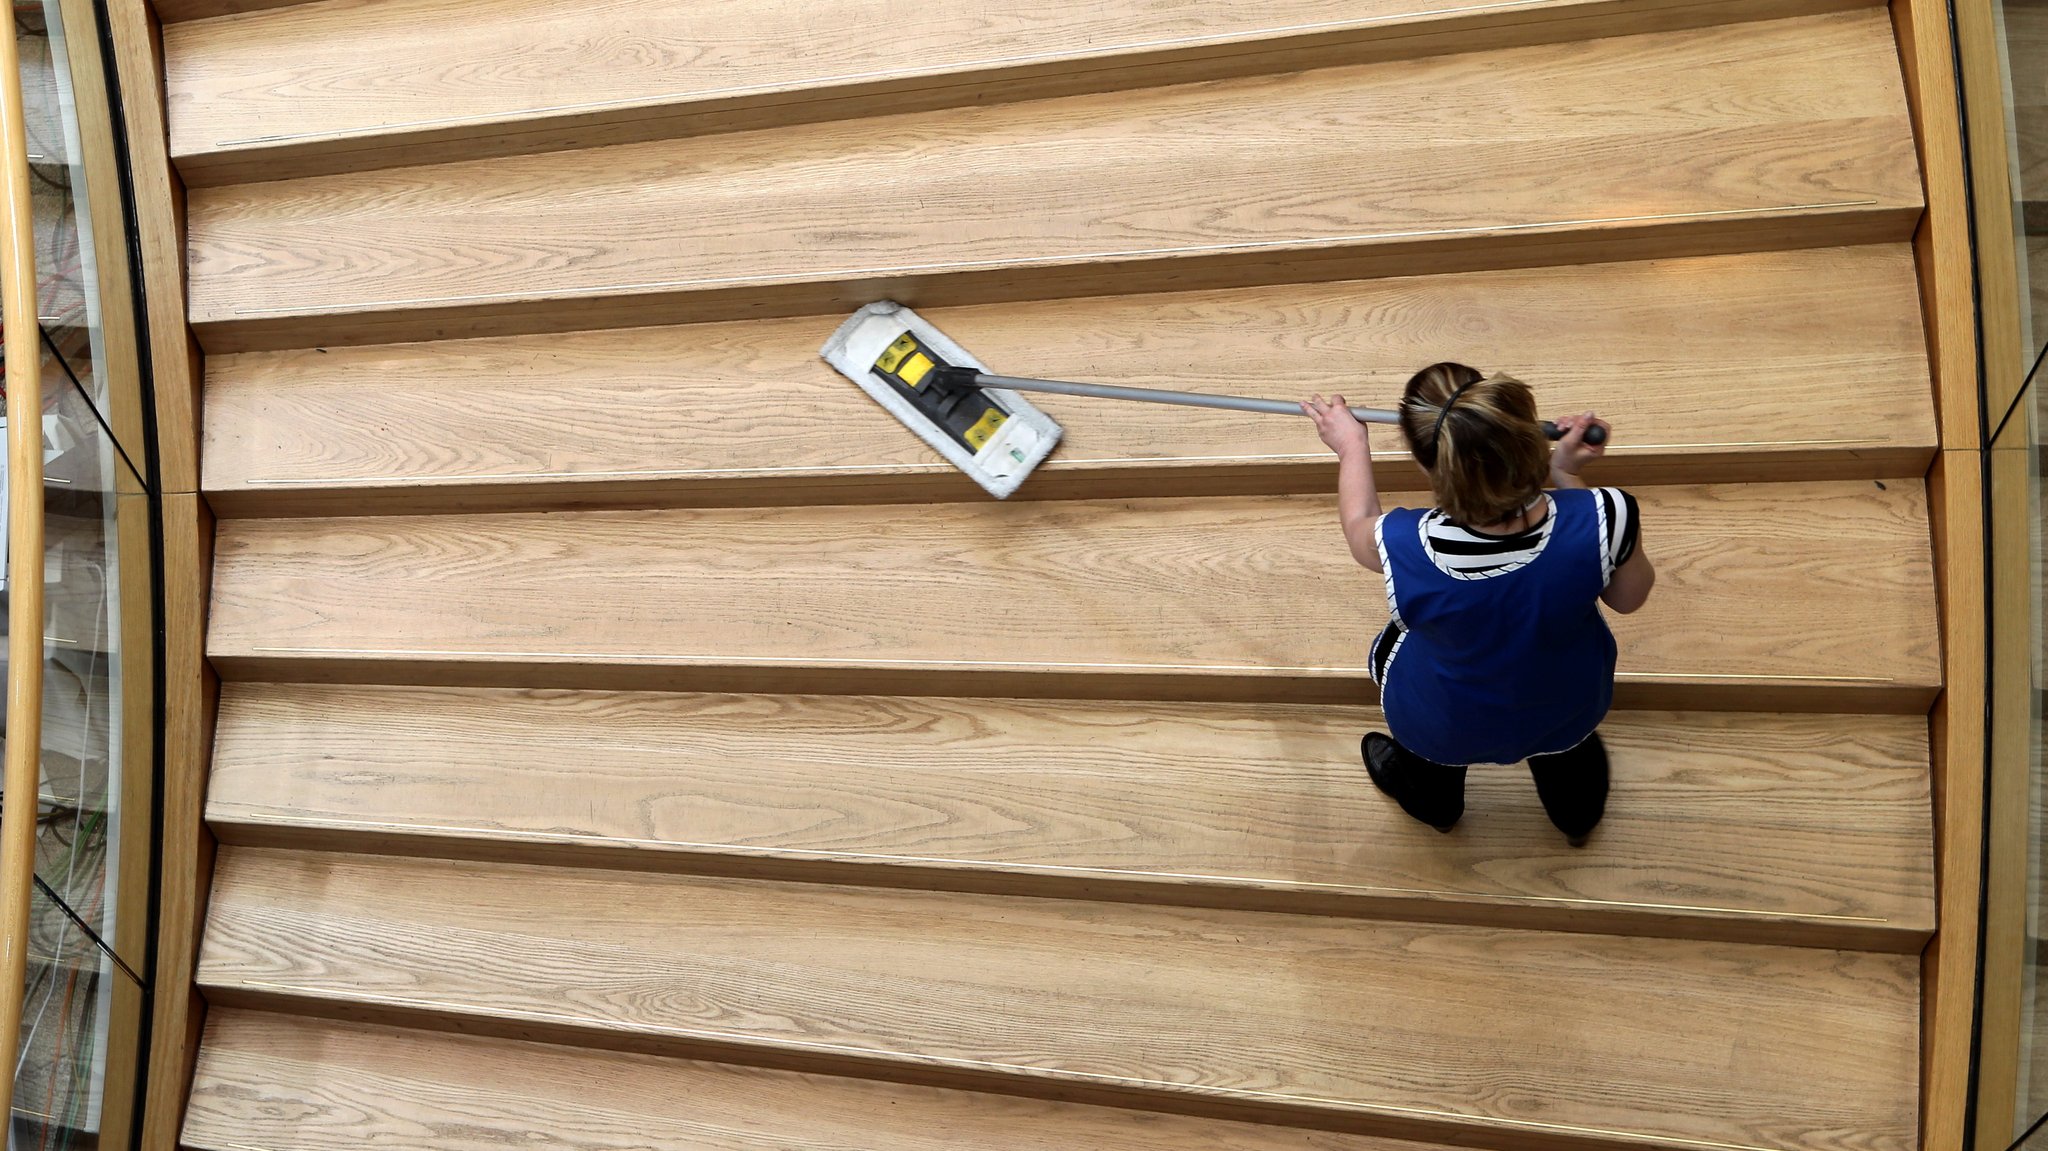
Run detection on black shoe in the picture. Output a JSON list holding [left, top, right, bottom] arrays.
[[1361, 732, 1402, 798], [1529, 732, 1609, 847], [1362, 732, 1460, 833]]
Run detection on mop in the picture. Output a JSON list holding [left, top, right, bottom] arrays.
[[820, 300, 1601, 499]]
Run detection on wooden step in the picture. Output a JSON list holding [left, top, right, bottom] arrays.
[[199, 246, 1935, 516], [164, 0, 1877, 186], [196, 847, 1920, 1150], [189, 1011, 1455, 1151], [206, 682, 1934, 950], [205, 483, 1941, 711], [183, 11, 1920, 352]]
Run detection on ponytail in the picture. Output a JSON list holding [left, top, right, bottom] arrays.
[[1398, 362, 1551, 527]]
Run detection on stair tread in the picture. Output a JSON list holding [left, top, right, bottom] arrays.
[[200, 247, 1935, 514], [197, 847, 1920, 1150], [187, 1011, 1452, 1151], [182, 11, 1919, 351], [164, 0, 1874, 184], [205, 483, 1941, 708], [208, 683, 1934, 948]]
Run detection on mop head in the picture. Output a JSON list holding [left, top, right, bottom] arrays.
[[820, 301, 1063, 499]]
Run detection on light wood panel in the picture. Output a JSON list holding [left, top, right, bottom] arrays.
[[163, 0, 1879, 185], [200, 246, 1936, 516], [197, 847, 1920, 1151], [182, 11, 1921, 352], [204, 482, 1942, 710], [1921, 381, 1990, 1143], [188, 1011, 1450, 1151], [1894, 0, 1981, 451], [207, 684, 1934, 950], [111, 0, 216, 1143], [110, 0, 203, 494], [1893, 0, 1995, 1134], [1955, 0, 2029, 428], [112, 486, 157, 978], [141, 493, 217, 1151]]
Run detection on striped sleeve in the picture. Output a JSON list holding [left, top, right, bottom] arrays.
[[1596, 488, 1640, 579]]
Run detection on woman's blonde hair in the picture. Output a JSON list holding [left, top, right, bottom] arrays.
[[1398, 362, 1550, 527]]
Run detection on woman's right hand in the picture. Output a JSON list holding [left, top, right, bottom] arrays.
[[1550, 410, 1609, 484], [1301, 394, 1371, 459]]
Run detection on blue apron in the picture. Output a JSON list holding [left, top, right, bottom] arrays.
[[1370, 488, 1616, 766]]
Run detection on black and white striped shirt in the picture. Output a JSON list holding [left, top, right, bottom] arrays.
[[1416, 488, 1640, 583]]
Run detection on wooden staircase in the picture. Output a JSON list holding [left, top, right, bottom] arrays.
[[165, 1, 1939, 1148]]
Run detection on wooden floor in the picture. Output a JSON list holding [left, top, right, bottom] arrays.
[[173, 0, 1939, 1148]]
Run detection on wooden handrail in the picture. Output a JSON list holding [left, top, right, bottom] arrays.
[[0, 0, 46, 1126]]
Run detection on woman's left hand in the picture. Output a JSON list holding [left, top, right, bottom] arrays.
[[1550, 410, 1609, 481], [1302, 394, 1371, 459]]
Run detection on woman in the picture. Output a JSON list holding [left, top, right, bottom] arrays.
[[1302, 363, 1655, 845]]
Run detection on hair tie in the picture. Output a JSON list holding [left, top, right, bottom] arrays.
[[1430, 379, 1477, 447]]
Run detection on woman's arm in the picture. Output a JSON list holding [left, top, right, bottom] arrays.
[[1301, 396, 1383, 572], [1553, 411, 1655, 612], [1602, 546, 1656, 613]]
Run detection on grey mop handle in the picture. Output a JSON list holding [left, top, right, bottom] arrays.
[[960, 370, 1605, 445], [966, 371, 1401, 425]]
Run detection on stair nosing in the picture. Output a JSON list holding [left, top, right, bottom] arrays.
[[201, 651, 1939, 715], [200, 808, 1933, 952], [198, 446, 1938, 518]]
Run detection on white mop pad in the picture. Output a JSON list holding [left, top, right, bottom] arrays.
[[820, 301, 1063, 499]]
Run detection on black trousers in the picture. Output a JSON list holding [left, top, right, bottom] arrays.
[[1377, 731, 1609, 837]]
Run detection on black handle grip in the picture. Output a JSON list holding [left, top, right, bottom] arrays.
[[1542, 420, 1608, 446]]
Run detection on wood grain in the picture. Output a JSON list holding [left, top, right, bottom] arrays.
[[1954, 0, 2029, 428], [1895, 0, 1981, 452], [163, 0, 1878, 185], [166, 3, 1949, 1147], [112, 485, 157, 968], [110, 0, 204, 493], [199, 246, 1937, 516], [205, 683, 1934, 950], [204, 483, 1943, 709], [185, 1010, 1460, 1151], [182, 11, 1922, 351], [120, 0, 219, 1140], [1920, 452, 1985, 1147], [1894, 0, 1994, 1134], [197, 847, 1920, 1151], [141, 493, 217, 1151]]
